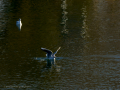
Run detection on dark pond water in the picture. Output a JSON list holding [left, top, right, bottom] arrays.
[[0, 0, 120, 89]]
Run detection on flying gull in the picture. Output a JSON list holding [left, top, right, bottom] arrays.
[[41, 47, 61, 59], [41, 47, 61, 66]]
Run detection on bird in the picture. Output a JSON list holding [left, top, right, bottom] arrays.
[[41, 47, 61, 66], [41, 47, 61, 59], [16, 18, 22, 30]]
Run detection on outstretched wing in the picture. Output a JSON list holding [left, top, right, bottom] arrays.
[[41, 48, 53, 58], [53, 47, 61, 56]]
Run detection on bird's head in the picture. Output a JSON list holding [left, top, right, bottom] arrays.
[[19, 18, 21, 21]]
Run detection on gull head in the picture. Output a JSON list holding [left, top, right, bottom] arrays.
[[19, 18, 21, 21]]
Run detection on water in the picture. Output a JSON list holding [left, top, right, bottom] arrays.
[[0, 0, 120, 89]]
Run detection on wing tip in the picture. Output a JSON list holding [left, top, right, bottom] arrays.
[[58, 47, 61, 50], [41, 47, 45, 50]]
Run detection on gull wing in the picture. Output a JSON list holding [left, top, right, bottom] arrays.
[[41, 48, 53, 58], [53, 47, 61, 56]]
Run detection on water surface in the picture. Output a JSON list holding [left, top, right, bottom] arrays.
[[0, 0, 120, 89]]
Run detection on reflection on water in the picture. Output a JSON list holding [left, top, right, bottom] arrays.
[[34, 57, 56, 67], [81, 6, 89, 39], [0, 0, 8, 39], [34, 57, 61, 74], [61, 0, 68, 34], [34, 56, 66, 73], [0, 0, 120, 89]]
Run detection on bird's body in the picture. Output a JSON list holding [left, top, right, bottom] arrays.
[[16, 18, 22, 30]]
